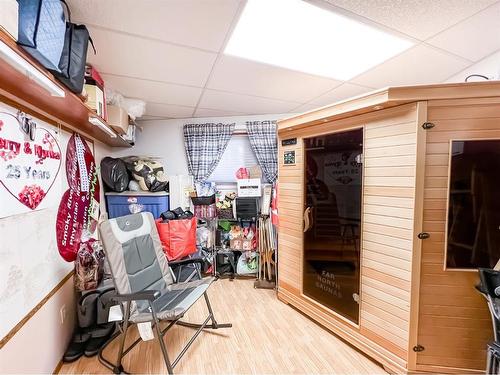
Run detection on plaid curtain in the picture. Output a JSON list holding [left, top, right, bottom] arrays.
[[183, 123, 235, 181], [245, 120, 278, 183]]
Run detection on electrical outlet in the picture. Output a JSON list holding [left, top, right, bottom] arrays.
[[60, 304, 67, 324]]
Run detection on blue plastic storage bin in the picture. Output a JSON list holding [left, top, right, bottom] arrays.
[[105, 191, 169, 219]]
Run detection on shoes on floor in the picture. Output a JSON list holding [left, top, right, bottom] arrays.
[[63, 332, 91, 363]]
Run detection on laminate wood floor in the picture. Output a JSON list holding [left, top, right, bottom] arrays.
[[60, 279, 386, 374]]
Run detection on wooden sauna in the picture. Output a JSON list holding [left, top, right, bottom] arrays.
[[276, 82, 500, 374]]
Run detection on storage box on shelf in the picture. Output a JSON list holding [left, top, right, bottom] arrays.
[[85, 84, 105, 118], [0, 29, 130, 147], [107, 104, 129, 135], [84, 64, 107, 119]]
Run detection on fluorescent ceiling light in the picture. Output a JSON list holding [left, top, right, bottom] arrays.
[[0, 40, 65, 97], [89, 116, 117, 138], [225, 0, 413, 80]]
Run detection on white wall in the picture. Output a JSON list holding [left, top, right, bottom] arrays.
[[0, 139, 113, 374], [0, 276, 76, 373], [113, 113, 293, 177]]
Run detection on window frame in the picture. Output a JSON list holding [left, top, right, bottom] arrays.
[[444, 137, 500, 272]]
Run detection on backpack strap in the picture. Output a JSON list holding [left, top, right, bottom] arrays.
[[60, 0, 71, 22], [88, 35, 97, 55]]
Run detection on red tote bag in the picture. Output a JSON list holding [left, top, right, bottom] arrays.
[[155, 217, 197, 261]]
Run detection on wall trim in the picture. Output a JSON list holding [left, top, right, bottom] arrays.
[[0, 271, 74, 349], [53, 359, 64, 374]]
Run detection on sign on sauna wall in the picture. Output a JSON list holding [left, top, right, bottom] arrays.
[[0, 103, 61, 218]]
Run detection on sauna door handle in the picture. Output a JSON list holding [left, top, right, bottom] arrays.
[[303, 206, 313, 233]]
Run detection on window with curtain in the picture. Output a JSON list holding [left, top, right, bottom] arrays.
[[208, 134, 267, 184]]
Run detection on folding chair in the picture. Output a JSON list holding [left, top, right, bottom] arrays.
[[98, 212, 231, 374]]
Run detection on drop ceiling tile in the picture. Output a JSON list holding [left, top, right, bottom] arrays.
[[194, 108, 246, 118], [310, 83, 374, 106], [67, 0, 241, 52], [427, 2, 500, 62], [199, 90, 300, 114], [102, 74, 202, 107], [324, 0, 497, 40], [207, 56, 342, 102], [446, 50, 500, 83], [291, 103, 324, 113], [87, 27, 217, 87], [145, 103, 195, 118], [351, 44, 470, 88]]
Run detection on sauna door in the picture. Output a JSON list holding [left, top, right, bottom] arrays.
[[303, 128, 363, 323]]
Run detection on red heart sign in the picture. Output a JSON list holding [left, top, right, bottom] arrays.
[[0, 112, 61, 210]]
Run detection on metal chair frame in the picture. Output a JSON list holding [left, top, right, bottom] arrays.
[[98, 262, 231, 375]]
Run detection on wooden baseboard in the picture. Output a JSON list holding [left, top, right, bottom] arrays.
[[53, 359, 63, 374]]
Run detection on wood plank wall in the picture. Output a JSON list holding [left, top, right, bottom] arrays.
[[415, 98, 500, 372], [277, 103, 420, 367], [277, 139, 304, 294], [359, 104, 418, 361]]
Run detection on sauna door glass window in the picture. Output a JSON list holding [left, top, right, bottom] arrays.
[[446, 140, 500, 269], [303, 128, 363, 323]]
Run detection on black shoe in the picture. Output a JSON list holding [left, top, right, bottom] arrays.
[[84, 323, 115, 357], [63, 332, 91, 362]]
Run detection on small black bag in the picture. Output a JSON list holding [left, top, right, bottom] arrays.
[[100, 157, 129, 192], [50, 1, 95, 93]]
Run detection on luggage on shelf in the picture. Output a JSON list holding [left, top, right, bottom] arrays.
[[17, 0, 66, 72]]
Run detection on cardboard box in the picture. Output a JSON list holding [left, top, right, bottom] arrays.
[[0, 0, 18, 40], [107, 105, 129, 135], [237, 178, 262, 197], [85, 84, 105, 118]]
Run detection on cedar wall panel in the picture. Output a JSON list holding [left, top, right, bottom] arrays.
[[360, 103, 418, 360], [277, 142, 304, 293], [416, 99, 500, 371], [278, 104, 419, 363]]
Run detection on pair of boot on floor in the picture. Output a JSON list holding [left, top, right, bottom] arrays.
[[63, 285, 116, 362]]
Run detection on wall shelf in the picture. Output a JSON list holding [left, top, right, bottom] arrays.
[[0, 28, 131, 147]]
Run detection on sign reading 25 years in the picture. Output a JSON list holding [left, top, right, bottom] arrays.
[[0, 103, 61, 218]]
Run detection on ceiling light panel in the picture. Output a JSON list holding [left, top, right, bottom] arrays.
[[225, 0, 413, 80]]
